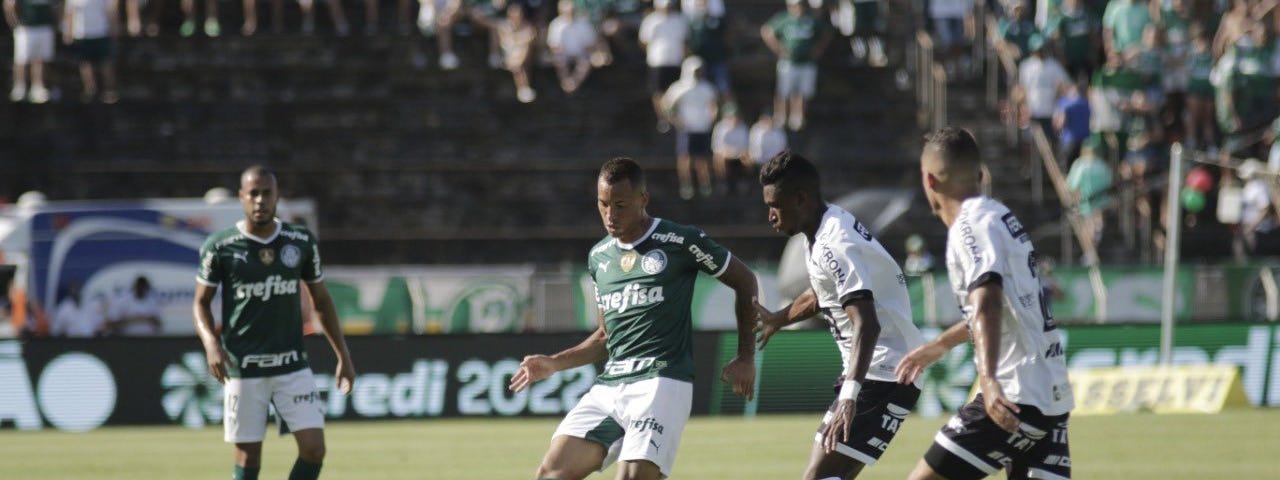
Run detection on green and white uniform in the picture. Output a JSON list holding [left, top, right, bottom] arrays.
[[553, 218, 732, 476], [197, 219, 326, 442]]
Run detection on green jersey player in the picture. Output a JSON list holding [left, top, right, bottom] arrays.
[[509, 158, 760, 480], [193, 166, 356, 480]]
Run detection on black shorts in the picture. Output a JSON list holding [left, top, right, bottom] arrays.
[[924, 394, 1071, 480], [72, 37, 112, 63], [814, 379, 921, 466], [677, 131, 712, 157], [648, 65, 681, 95]]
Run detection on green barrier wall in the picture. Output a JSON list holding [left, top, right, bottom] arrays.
[[711, 323, 1280, 417]]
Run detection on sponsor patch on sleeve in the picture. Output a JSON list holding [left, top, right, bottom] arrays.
[[852, 219, 873, 241], [1001, 212, 1029, 243]]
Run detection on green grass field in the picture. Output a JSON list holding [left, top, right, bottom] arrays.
[[3, 410, 1278, 479]]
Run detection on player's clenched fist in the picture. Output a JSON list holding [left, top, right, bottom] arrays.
[[509, 354, 557, 392]]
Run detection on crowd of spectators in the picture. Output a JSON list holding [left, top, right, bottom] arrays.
[[6, 0, 903, 200], [956, 0, 1280, 260], [49, 275, 163, 337]]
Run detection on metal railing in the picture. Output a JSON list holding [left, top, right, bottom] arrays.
[[912, 31, 948, 132], [1031, 127, 1108, 322]]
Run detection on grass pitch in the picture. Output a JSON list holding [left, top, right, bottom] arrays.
[[2, 410, 1278, 479]]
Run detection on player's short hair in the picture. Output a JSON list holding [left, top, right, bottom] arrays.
[[758, 150, 821, 197], [922, 127, 981, 176], [599, 157, 646, 190], [241, 165, 276, 182]]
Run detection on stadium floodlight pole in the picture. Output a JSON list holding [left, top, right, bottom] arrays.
[[1160, 143, 1185, 366]]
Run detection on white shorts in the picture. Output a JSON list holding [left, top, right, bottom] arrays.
[[223, 368, 325, 443], [777, 60, 817, 99], [552, 377, 692, 477], [14, 26, 55, 64]]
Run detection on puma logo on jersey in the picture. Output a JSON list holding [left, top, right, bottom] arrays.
[[232, 252, 248, 263], [235, 275, 299, 301], [598, 283, 665, 314]]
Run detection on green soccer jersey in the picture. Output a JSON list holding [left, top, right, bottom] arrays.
[[1049, 8, 1095, 64], [767, 12, 825, 63], [197, 219, 323, 378], [15, 0, 55, 26], [588, 218, 731, 385]]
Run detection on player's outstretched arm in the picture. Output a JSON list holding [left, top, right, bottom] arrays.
[[895, 319, 971, 385], [970, 282, 1020, 433], [716, 256, 759, 400], [510, 321, 608, 392], [306, 281, 357, 395], [822, 296, 882, 453], [753, 287, 818, 350], [193, 283, 229, 383]]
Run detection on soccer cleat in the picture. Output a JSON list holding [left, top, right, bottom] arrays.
[[180, 20, 197, 37], [9, 84, 26, 102]]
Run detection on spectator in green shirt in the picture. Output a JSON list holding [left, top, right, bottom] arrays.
[[1047, 0, 1098, 84], [1212, 22, 1276, 158], [998, 0, 1037, 64], [686, 0, 731, 97], [1185, 23, 1217, 152], [1067, 139, 1113, 244], [761, 0, 831, 131], [1102, 0, 1151, 56]]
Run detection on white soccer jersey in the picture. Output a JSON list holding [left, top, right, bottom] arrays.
[[945, 197, 1074, 416], [804, 205, 925, 384]]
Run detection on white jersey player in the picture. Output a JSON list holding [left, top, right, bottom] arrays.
[[755, 151, 925, 480], [901, 127, 1073, 480], [945, 196, 1073, 415]]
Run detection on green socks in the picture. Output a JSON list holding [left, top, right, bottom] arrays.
[[232, 465, 259, 480], [288, 458, 323, 480]]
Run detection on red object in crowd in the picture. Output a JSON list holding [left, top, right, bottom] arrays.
[[1186, 167, 1214, 193]]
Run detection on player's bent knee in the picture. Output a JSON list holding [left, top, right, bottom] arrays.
[[293, 431, 326, 463], [234, 442, 264, 465], [297, 443, 325, 463]]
